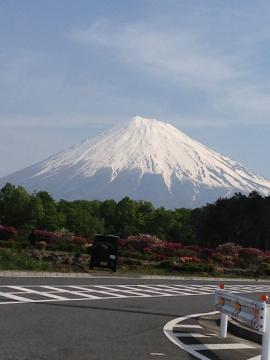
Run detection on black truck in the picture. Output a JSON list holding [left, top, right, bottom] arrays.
[[89, 234, 119, 272]]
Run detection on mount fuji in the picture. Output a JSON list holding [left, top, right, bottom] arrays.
[[1, 116, 270, 208]]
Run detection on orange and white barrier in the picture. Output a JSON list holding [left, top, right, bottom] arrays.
[[214, 284, 269, 360]]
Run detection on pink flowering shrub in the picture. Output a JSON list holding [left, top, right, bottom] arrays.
[[151, 242, 182, 256], [0, 225, 17, 240], [122, 234, 163, 252]]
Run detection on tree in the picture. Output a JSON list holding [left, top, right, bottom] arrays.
[[35, 191, 58, 230], [0, 183, 31, 227]]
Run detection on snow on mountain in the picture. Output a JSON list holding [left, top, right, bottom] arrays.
[[1, 116, 270, 208]]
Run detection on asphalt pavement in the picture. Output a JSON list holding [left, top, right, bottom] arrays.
[[0, 276, 269, 360]]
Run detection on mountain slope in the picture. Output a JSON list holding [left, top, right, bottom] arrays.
[[1, 116, 270, 208]]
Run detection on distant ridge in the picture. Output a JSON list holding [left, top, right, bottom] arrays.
[[1, 115, 270, 208]]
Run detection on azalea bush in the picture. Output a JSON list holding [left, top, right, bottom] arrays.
[[179, 256, 201, 263], [217, 243, 240, 256], [121, 234, 163, 252], [72, 235, 91, 246], [0, 225, 17, 240], [223, 260, 235, 268], [29, 229, 60, 247], [238, 247, 264, 260], [150, 241, 182, 257]]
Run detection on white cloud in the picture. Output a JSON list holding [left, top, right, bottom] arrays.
[[70, 19, 270, 124], [70, 20, 238, 89]]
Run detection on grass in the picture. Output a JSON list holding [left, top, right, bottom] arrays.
[[0, 249, 52, 271]]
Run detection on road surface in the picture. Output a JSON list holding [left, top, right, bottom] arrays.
[[0, 276, 268, 360]]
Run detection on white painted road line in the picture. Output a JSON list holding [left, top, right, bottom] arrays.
[[150, 353, 165, 356], [174, 333, 210, 338], [190, 343, 256, 351], [164, 311, 260, 360], [0, 291, 34, 302], [68, 285, 127, 298], [163, 312, 219, 360], [173, 324, 203, 329]]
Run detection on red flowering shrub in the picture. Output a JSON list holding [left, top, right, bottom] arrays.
[[117, 239, 128, 247], [0, 225, 17, 240], [144, 247, 152, 254], [29, 229, 60, 245], [163, 242, 182, 251], [239, 248, 264, 259], [72, 236, 90, 246], [223, 260, 235, 268]]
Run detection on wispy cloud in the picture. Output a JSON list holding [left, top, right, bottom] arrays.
[[0, 114, 119, 129], [70, 20, 238, 89], [70, 19, 270, 124]]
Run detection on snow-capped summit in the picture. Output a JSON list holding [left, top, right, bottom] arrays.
[[1, 116, 270, 208]]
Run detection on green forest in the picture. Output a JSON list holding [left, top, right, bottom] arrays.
[[1, 183, 270, 250]]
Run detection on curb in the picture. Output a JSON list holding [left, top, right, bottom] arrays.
[[228, 318, 262, 345], [164, 312, 261, 360], [0, 270, 269, 281]]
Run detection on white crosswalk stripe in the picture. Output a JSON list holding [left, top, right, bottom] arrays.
[[9, 286, 70, 301], [0, 284, 269, 305]]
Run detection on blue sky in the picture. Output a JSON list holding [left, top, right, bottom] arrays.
[[1, 0, 270, 178]]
